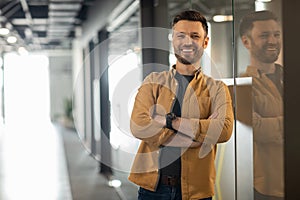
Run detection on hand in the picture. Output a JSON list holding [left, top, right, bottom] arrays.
[[209, 111, 219, 119], [153, 114, 166, 126], [253, 112, 261, 119]]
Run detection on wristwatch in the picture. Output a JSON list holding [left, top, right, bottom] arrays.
[[165, 112, 177, 130]]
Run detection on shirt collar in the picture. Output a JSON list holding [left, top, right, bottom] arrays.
[[171, 64, 202, 80], [246, 64, 283, 78]]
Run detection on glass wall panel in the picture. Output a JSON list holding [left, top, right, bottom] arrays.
[[234, 0, 284, 200]]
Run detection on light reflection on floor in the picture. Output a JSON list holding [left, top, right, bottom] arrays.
[[0, 119, 72, 200]]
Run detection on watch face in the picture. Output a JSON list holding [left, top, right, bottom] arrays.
[[171, 113, 176, 120], [166, 113, 176, 130], [167, 113, 176, 120]]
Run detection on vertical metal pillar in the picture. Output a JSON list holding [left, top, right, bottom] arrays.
[[82, 49, 87, 141], [98, 29, 112, 177], [140, 0, 170, 78], [88, 41, 96, 154]]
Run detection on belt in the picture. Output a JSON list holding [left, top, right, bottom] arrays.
[[160, 175, 181, 186]]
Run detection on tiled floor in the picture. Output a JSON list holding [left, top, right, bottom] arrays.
[[58, 123, 138, 200]]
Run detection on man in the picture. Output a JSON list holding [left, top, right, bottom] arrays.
[[239, 11, 284, 200], [128, 10, 234, 200]]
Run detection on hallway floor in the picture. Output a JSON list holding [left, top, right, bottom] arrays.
[[0, 119, 138, 200]]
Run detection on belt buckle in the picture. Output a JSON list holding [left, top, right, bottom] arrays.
[[165, 175, 179, 186]]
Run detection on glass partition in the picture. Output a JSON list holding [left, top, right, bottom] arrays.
[[234, 1, 284, 200], [166, 0, 284, 199]]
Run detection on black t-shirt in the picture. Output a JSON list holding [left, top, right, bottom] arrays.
[[265, 64, 283, 97], [160, 72, 194, 177]]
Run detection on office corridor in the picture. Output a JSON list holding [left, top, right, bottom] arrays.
[[0, 119, 138, 200]]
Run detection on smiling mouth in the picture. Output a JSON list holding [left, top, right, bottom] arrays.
[[181, 49, 194, 54]]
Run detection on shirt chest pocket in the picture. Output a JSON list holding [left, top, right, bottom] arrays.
[[183, 96, 211, 119]]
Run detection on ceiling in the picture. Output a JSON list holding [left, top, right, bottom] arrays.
[[0, 0, 95, 52], [108, 0, 253, 56], [0, 0, 253, 53]]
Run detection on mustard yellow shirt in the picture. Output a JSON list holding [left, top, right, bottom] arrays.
[[129, 67, 234, 200]]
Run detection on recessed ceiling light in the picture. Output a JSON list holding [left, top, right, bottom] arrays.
[[213, 15, 233, 22], [256, 0, 272, 2], [7, 36, 17, 44], [0, 28, 10, 35]]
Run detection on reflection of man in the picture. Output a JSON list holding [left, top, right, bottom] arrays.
[[128, 10, 234, 200], [239, 11, 284, 200]]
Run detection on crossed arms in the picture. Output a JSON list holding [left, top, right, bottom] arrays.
[[130, 75, 234, 149]]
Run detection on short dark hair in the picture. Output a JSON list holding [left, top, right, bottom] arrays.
[[239, 10, 279, 38], [172, 10, 208, 36]]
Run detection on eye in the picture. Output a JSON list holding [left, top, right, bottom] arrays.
[[191, 35, 200, 39], [274, 32, 281, 38], [176, 33, 185, 39], [260, 34, 269, 39]]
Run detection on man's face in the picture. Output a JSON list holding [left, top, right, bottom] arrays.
[[247, 20, 281, 64], [172, 20, 209, 65]]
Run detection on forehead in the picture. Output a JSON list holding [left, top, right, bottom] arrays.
[[252, 20, 280, 33], [173, 20, 204, 33]]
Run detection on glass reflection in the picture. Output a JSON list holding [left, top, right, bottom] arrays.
[[239, 10, 284, 200]]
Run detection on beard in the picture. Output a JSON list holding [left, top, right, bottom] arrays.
[[250, 39, 281, 64], [175, 54, 193, 65], [174, 44, 204, 65], [255, 45, 280, 63]]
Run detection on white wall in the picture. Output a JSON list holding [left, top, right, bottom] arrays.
[[210, 22, 234, 78], [72, 39, 85, 138], [49, 52, 73, 121]]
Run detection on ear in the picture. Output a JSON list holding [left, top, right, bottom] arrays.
[[202, 36, 209, 49], [241, 35, 251, 49]]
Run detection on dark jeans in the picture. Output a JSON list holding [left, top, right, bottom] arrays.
[[138, 185, 212, 200]]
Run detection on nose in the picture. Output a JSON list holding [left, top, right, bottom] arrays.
[[183, 35, 193, 45], [268, 34, 279, 44]]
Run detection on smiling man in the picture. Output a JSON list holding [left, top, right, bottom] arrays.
[[128, 10, 234, 200], [172, 18, 208, 67]]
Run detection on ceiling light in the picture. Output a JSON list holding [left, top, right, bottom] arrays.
[[213, 15, 233, 22], [0, 27, 9, 35], [256, 0, 272, 2], [49, 3, 81, 10], [7, 36, 17, 44]]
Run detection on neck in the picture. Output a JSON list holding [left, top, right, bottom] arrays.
[[175, 61, 200, 75], [251, 59, 276, 74]]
